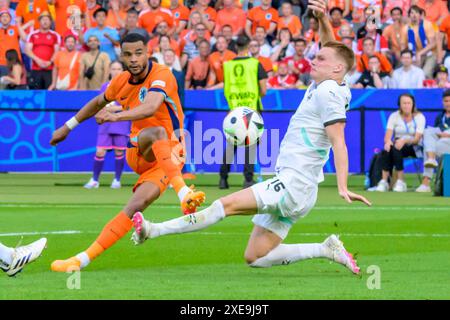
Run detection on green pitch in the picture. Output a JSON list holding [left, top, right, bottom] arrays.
[[0, 173, 449, 300]]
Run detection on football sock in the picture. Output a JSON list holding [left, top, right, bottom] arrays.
[[114, 154, 125, 181], [151, 140, 188, 198], [93, 156, 105, 182], [77, 211, 133, 268], [149, 200, 225, 238], [0, 242, 13, 266], [249, 243, 327, 268]]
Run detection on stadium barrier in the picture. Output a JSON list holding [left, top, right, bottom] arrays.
[[0, 89, 445, 174]]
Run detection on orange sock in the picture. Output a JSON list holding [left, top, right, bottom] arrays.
[[84, 211, 133, 261], [152, 139, 186, 194]]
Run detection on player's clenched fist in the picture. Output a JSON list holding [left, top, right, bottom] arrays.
[[50, 125, 70, 146], [308, 0, 327, 18], [95, 108, 118, 124]]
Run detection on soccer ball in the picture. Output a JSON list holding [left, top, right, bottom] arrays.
[[222, 107, 264, 147]]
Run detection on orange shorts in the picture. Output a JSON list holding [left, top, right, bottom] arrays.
[[126, 134, 185, 194]]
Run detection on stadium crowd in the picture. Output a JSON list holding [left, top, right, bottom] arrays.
[[1, 0, 450, 90]]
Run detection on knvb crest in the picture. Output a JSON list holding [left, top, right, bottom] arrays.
[[139, 87, 147, 102]]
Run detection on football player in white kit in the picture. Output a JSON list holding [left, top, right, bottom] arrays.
[[131, 0, 371, 274]]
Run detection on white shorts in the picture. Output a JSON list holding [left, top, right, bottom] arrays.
[[251, 168, 318, 240]]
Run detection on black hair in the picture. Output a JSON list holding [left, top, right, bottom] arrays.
[[330, 7, 344, 16], [390, 6, 403, 16], [93, 7, 108, 18], [5, 49, 20, 65], [120, 32, 149, 46], [397, 93, 417, 114], [294, 38, 307, 46], [64, 34, 76, 42], [236, 34, 250, 51], [408, 5, 423, 16], [127, 8, 139, 15], [443, 89, 450, 99], [400, 49, 413, 57]]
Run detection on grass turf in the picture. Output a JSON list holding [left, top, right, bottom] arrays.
[[0, 173, 449, 300]]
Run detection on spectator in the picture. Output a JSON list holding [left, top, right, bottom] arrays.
[[15, 0, 49, 33], [214, 0, 246, 37], [86, 0, 102, 28], [416, 90, 450, 192], [185, 39, 211, 89], [353, 55, 389, 88], [277, 2, 302, 39], [328, 0, 351, 18], [283, 38, 311, 86], [416, 0, 448, 26], [180, 21, 208, 68], [249, 39, 273, 77], [389, 49, 425, 88], [48, 0, 88, 36], [337, 24, 356, 51], [356, 13, 389, 55], [48, 35, 81, 90], [356, 37, 392, 73], [355, 6, 382, 40], [148, 21, 180, 55], [0, 49, 27, 89], [245, 0, 278, 38], [105, 0, 129, 29], [79, 35, 110, 90], [191, 0, 217, 33], [25, 11, 60, 90], [212, 24, 237, 53], [406, 5, 437, 79], [131, 0, 150, 14], [342, 36, 361, 86], [423, 64, 450, 88], [254, 26, 272, 57], [119, 8, 149, 42], [0, 8, 26, 77], [330, 7, 349, 41], [83, 8, 120, 61], [207, 35, 236, 89], [138, 0, 174, 36], [151, 35, 182, 70], [0, 0, 16, 26], [438, 13, 450, 65], [375, 93, 426, 192], [304, 15, 319, 44], [268, 61, 296, 88], [353, 2, 381, 27], [170, 0, 190, 39], [382, 7, 408, 67], [382, 0, 410, 23], [270, 28, 294, 62], [163, 48, 185, 104], [62, 12, 88, 53]]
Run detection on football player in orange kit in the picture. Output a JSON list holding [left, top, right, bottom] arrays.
[[49, 33, 205, 272]]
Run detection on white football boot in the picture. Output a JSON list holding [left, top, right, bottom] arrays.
[[415, 184, 431, 193], [1, 238, 47, 277], [393, 179, 407, 192], [110, 179, 121, 189], [375, 179, 389, 192], [424, 159, 438, 169], [131, 212, 152, 245], [84, 178, 99, 189], [323, 234, 360, 274]]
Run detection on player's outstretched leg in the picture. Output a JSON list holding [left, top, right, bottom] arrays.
[[138, 127, 205, 214], [51, 182, 160, 272], [1, 238, 47, 277], [245, 229, 360, 274]]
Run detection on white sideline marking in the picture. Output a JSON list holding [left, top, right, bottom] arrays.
[[0, 203, 449, 211], [0, 230, 448, 238], [0, 230, 81, 237]]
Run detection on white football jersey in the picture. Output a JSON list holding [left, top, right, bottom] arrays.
[[276, 79, 351, 185]]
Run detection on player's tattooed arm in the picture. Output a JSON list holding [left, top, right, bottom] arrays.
[[326, 122, 372, 206], [308, 0, 336, 44], [50, 94, 109, 146], [98, 91, 165, 123]]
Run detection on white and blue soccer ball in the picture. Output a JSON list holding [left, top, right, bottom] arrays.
[[222, 107, 264, 147]]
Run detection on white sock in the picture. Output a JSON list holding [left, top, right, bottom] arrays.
[[0, 242, 14, 266], [177, 185, 191, 202], [76, 252, 90, 269], [150, 200, 226, 238], [249, 243, 328, 268]]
